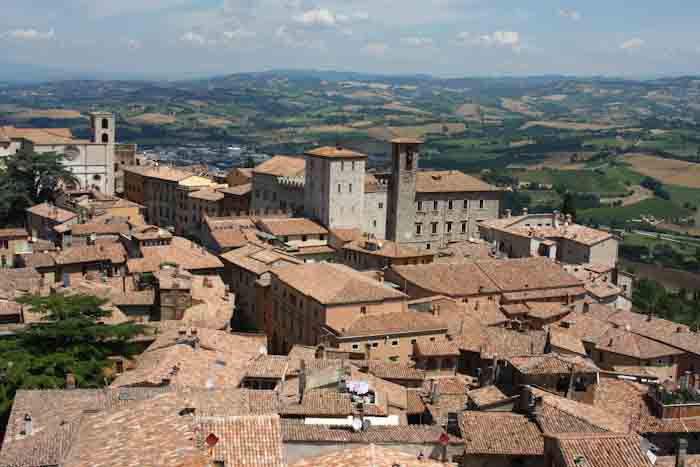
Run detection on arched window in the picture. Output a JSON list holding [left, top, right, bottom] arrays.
[[102, 118, 109, 129], [63, 145, 80, 161], [101, 133, 109, 143]]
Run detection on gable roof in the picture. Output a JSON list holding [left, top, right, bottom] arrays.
[[257, 217, 328, 237], [460, 412, 544, 456], [221, 242, 302, 275], [26, 202, 76, 223], [253, 155, 306, 177], [391, 262, 499, 297], [290, 444, 446, 467], [54, 243, 126, 265], [548, 433, 653, 467], [508, 354, 599, 375], [273, 263, 406, 305], [127, 237, 223, 273], [305, 146, 367, 159], [333, 311, 447, 338], [415, 170, 499, 193], [476, 257, 583, 292]]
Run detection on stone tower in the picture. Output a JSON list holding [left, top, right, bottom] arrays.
[[89, 112, 115, 144], [387, 138, 422, 242], [303, 146, 367, 230]]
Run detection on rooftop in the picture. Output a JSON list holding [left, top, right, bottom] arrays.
[[290, 444, 446, 467], [508, 354, 600, 375], [70, 222, 130, 236], [476, 257, 583, 292], [273, 263, 407, 305], [221, 242, 302, 275], [123, 165, 198, 183], [415, 170, 499, 193], [54, 243, 126, 265], [548, 433, 653, 467], [26, 202, 77, 223], [467, 385, 509, 408], [305, 146, 367, 159], [333, 311, 447, 338], [460, 412, 544, 456], [480, 214, 614, 246], [0, 126, 85, 145], [344, 238, 434, 259], [253, 155, 306, 177], [257, 217, 328, 237], [0, 228, 28, 238], [391, 262, 499, 297], [127, 237, 223, 273]]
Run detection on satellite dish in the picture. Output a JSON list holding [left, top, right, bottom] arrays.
[[352, 418, 363, 432]]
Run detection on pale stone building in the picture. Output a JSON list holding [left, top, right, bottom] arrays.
[[387, 139, 502, 250], [0, 112, 119, 194], [249, 141, 500, 246], [303, 146, 367, 230], [478, 211, 619, 268]]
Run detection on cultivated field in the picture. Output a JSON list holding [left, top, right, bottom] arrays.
[[520, 120, 618, 131], [11, 109, 82, 120], [624, 153, 700, 188], [382, 102, 429, 115], [456, 103, 481, 118], [367, 123, 466, 141], [501, 98, 543, 117], [127, 113, 177, 125]]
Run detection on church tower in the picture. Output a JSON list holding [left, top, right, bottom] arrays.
[[89, 112, 115, 144], [387, 138, 421, 243]]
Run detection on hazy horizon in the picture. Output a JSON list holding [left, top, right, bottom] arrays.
[[3, 1, 700, 80]]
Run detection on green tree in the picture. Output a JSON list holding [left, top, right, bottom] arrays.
[[561, 192, 577, 222], [0, 294, 144, 416], [243, 156, 257, 168], [0, 148, 78, 223]]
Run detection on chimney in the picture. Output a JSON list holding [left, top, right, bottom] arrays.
[[298, 360, 306, 403], [65, 373, 76, 390], [519, 385, 542, 419], [677, 437, 688, 467], [23, 414, 32, 435], [505, 209, 512, 218], [522, 208, 528, 216]]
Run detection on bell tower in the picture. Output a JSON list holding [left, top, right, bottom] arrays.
[[89, 112, 115, 144], [387, 138, 421, 243]]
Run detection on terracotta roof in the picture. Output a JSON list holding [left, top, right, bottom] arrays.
[[344, 238, 434, 259], [333, 311, 446, 338], [415, 170, 499, 193], [127, 237, 223, 273], [476, 257, 583, 293], [280, 389, 386, 417], [595, 327, 684, 360], [195, 415, 284, 467], [130, 224, 173, 241], [524, 301, 572, 320], [466, 326, 548, 358], [353, 361, 425, 381], [549, 433, 653, 467], [219, 183, 252, 196], [508, 354, 599, 375], [0, 300, 21, 317], [209, 228, 250, 249], [257, 218, 328, 237], [244, 354, 292, 380], [391, 137, 424, 144], [1, 126, 81, 145], [253, 155, 306, 177], [331, 228, 363, 243], [290, 444, 448, 467], [221, 242, 302, 275], [54, 243, 126, 265], [18, 252, 56, 269], [434, 240, 493, 263], [0, 267, 43, 299], [111, 329, 265, 388], [282, 420, 460, 445], [414, 340, 460, 356], [549, 328, 587, 356], [273, 263, 406, 305], [123, 165, 197, 182], [480, 214, 614, 246], [467, 385, 509, 407], [460, 412, 544, 456], [305, 146, 367, 159], [592, 378, 651, 430], [391, 262, 499, 297], [71, 222, 130, 236], [26, 202, 76, 223], [0, 228, 28, 238], [188, 188, 224, 201], [533, 387, 629, 433]]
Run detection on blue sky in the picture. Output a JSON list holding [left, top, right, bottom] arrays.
[[2, 0, 700, 78]]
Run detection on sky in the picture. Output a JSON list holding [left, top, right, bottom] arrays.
[[2, 0, 700, 79]]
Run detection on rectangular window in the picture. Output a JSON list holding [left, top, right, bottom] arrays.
[[341, 161, 345, 171], [461, 221, 467, 234], [378, 202, 384, 209], [448, 200, 453, 210], [446, 222, 452, 233], [349, 183, 352, 193], [464, 200, 468, 209], [391, 340, 399, 346], [372, 220, 377, 227], [417, 201, 423, 211], [415, 223, 423, 235], [352, 161, 356, 170], [433, 201, 439, 211], [352, 344, 359, 349], [426, 243, 431, 250], [372, 342, 378, 348], [338, 184, 342, 193], [479, 200, 485, 209], [410, 339, 417, 344], [431, 222, 438, 234]]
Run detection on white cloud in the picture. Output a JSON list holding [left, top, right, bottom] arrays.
[[362, 42, 388, 57], [4, 28, 55, 41], [274, 25, 325, 49], [401, 36, 433, 47], [559, 9, 581, 21], [620, 38, 644, 50], [126, 39, 142, 49], [179, 31, 215, 46], [456, 31, 520, 48], [223, 28, 256, 40], [294, 8, 345, 27]]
